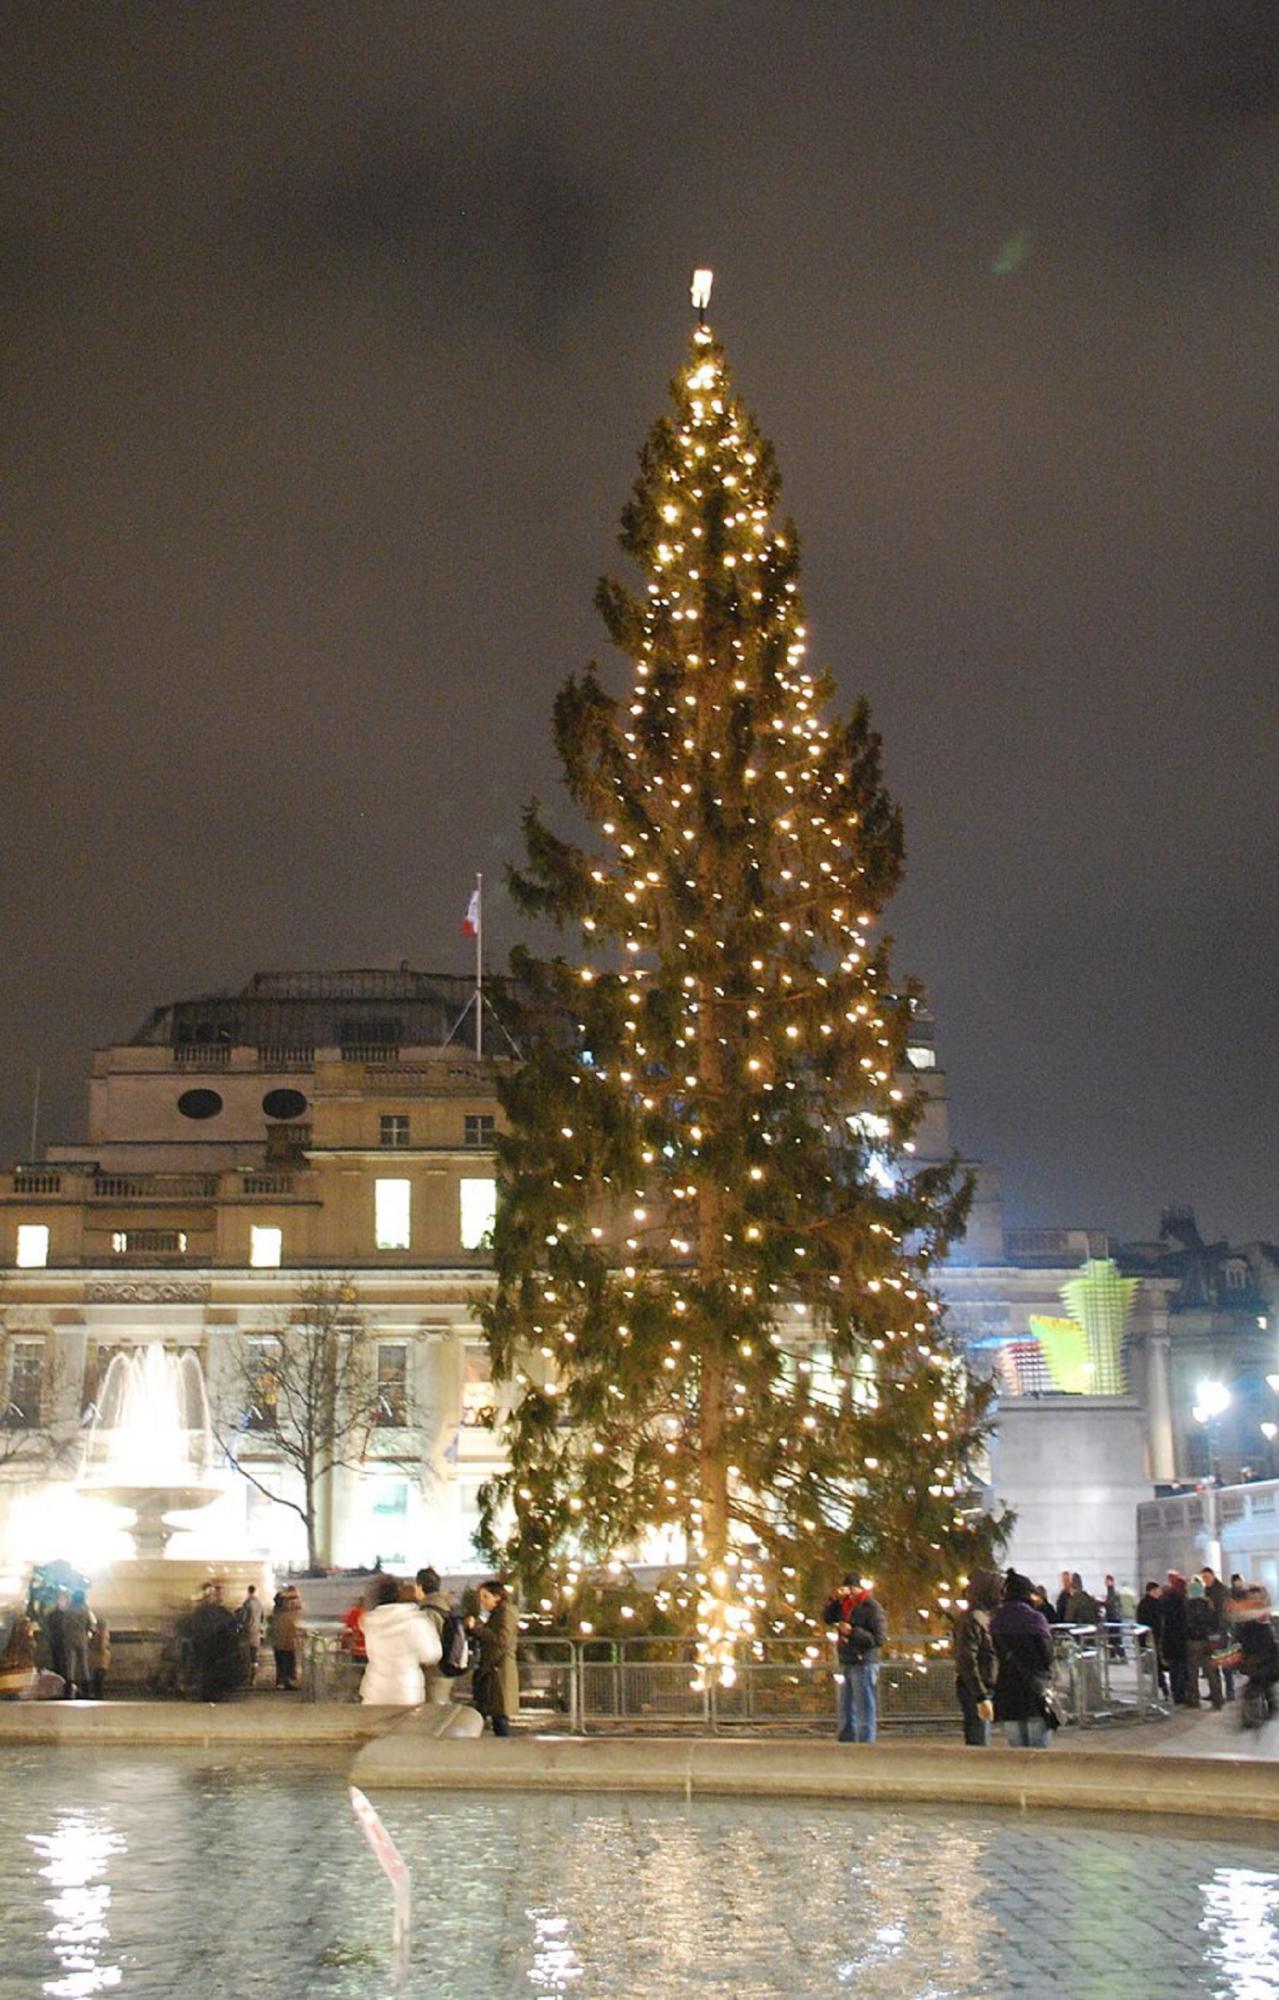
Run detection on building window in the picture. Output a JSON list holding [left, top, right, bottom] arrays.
[[6, 1337, 45, 1427], [464, 1114, 495, 1148], [83, 1343, 124, 1414], [375, 1342, 409, 1426], [380, 1114, 410, 1149], [459, 1177, 497, 1250], [1225, 1262, 1247, 1291], [374, 1179, 411, 1251], [111, 1230, 187, 1256], [16, 1225, 49, 1269], [243, 1337, 280, 1430], [177, 1088, 223, 1120], [250, 1226, 283, 1269], [461, 1343, 496, 1428], [369, 1480, 409, 1566], [262, 1088, 308, 1121], [905, 1044, 937, 1071]]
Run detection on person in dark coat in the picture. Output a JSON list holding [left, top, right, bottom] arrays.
[[1201, 1567, 1233, 1701], [952, 1569, 1000, 1746], [1065, 1572, 1100, 1625], [186, 1581, 240, 1703], [467, 1579, 518, 1736], [1053, 1571, 1073, 1623], [1185, 1577, 1224, 1710], [822, 1573, 889, 1743], [44, 1591, 69, 1687], [1135, 1581, 1166, 1697], [989, 1569, 1055, 1749], [61, 1592, 95, 1700], [1159, 1572, 1189, 1705], [1103, 1574, 1126, 1662], [1234, 1587, 1279, 1719]]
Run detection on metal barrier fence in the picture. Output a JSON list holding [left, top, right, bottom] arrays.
[[302, 1621, 1164, 1732]]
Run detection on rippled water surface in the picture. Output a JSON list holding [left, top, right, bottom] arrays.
[[0, 1747, 1277, 1999]]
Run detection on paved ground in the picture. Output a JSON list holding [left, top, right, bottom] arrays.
[[1063, 1699, 1279, 1760]]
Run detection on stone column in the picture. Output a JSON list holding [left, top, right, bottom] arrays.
[[1144, 1305, 1176, 1483]]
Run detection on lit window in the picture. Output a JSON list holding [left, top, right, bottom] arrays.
[[6, 1337, 45, 1426], [16, 1225, 49, 1269], [464, 1114, 495, 1148], [375, 1342, 409, 1425], [250, 1226, 282, 1269], [461, 1343, 496, 1428], [244, 1336, 280, 1430], [460, 1177, 496, 1250], [375, 1178, 411, 1251], [110, 1229, 186, 1255], [380, 1114, 410, 1149], [905, 1044, 937, 1070]]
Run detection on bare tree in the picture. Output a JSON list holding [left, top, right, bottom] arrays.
[[0, 1283, 80, 1479], [215, 1275, 416, 1570]]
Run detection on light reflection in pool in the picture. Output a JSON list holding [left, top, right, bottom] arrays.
[[28, 1811, 126, 1999], [1, 1749, 1277, 1999]]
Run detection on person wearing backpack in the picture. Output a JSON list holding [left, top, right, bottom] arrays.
[[360, 1577, 442, 1705], [415, 1566, 462, 1705]]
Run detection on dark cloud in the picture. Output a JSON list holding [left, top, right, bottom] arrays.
[[247, 110, 616, 341]]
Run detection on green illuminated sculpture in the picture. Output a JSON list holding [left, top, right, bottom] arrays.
[[1028, 1259, 1137, 1395]]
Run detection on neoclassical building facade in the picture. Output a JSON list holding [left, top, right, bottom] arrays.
[[2, 966, 1273, 1595]]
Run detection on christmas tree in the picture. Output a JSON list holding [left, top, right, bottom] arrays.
[[480, 275, 1003, 1679]]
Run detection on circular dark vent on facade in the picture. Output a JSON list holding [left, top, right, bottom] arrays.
[[262, 1088, 308, 1121], [177, 1088, 223, 1120]]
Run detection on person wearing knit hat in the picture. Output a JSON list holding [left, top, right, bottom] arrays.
[[989, 1569, 1056, 1748]]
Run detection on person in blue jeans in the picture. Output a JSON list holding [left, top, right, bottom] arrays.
[[823, 1575, 888, 1742]]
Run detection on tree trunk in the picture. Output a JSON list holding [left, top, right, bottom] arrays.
[[696, 975, 729, 1571]]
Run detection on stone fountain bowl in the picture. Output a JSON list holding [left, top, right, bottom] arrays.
[[86, 1485, 223, 1518]]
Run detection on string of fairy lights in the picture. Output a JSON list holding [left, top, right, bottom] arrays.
[[490, 275, 986, 1686]]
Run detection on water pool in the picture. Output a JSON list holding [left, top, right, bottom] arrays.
[[0, 1748, 1276, 1999]]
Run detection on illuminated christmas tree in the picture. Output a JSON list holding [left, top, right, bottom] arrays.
[[480, 274, 1002, 1677]]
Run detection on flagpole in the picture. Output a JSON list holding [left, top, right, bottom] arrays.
[[475, 871, 483, 1059]]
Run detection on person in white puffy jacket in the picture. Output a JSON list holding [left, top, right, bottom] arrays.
[[359, 1577, 442, 1705]]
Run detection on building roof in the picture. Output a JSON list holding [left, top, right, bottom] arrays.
[[127, 969, 509, 1055]]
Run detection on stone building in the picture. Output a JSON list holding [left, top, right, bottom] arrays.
[[2, 967, 1273, 1601], [0, 969, 519, 1580]]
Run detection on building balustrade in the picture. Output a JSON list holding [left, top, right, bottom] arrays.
[[91, 1174, 220, 1200], [173, 1044, 232, 1067]]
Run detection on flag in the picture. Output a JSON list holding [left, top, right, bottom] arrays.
[[462, 888, 480, 937]]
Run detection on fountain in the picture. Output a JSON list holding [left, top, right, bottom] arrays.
[[75, 1345, 271, 1671]]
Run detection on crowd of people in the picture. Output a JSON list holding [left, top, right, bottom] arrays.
[[345, 1568, 516, 1733], [945, 1562, 1279, 1749], [824, 1561, 1279, 1750], [0, 1566, 518, 1726], [0, 1586, 110, 1701]]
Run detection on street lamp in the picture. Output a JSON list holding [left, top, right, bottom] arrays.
[[1191, 1380, 1232, 1483]]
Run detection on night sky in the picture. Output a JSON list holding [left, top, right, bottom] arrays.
[[5, 4, 1278, 1243]]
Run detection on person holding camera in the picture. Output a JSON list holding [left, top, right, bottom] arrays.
[[822, 1573, 888, 1743]]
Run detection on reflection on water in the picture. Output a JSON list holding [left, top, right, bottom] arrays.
[[29, 1811, 126, 1998], [0, 1749, 1276, 1999], [1201, 1867, 1279, 2000]]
